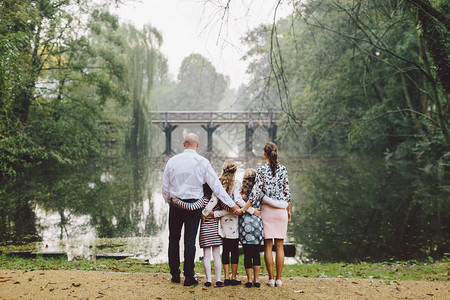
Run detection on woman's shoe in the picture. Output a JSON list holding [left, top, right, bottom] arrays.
[[253, 282, 261, 288], [204, 281, 212, 287], [215, 281, 223, 287], [245, 282, 253, 288], [267, 279, 275, 287], [275, 279, 282, 287]]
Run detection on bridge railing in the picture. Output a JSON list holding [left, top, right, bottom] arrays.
[[149, 111, 280, 126]]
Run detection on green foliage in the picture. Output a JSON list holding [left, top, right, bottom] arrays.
[[239, 0, 450, 261], [0, 134, 45, 178], [0, 1, 166, 179]]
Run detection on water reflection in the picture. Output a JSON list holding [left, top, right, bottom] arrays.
[[289, 154, 449, 262], [0, 153, 303, 263], [3, 151, 445, 263], [0, 155, 170, 262]]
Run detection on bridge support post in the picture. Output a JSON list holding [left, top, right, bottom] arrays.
[[201, 124, 219, 153], [265, 124, 277, 142], [245, 124, 255, 156], [163, 124, 178, 155]]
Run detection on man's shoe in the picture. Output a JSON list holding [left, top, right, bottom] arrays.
[[231, 279, 241, 286], [224, 279, 231, 286], [183, 277, 198, 286], [171, 276, 181, 283]]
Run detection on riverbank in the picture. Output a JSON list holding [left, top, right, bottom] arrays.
[[1, 256, 448, 299], [1, 269, 448, 299], [1, 255, 448, 281]]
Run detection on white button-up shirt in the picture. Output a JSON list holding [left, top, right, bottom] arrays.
[[161, 149, 235, 207]]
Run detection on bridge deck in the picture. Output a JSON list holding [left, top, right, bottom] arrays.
[[149, 111, 279, 126]]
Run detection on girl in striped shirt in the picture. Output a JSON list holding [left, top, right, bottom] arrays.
[[172, 184, 224, 287], [174, 160, 257, 286]]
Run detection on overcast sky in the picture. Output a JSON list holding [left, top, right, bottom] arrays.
[[114, 0, 291, 89]]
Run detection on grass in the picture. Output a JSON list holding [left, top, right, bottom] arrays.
[[1, 254, 448, 281]]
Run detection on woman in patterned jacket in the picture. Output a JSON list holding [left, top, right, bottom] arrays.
[[247, 142, 291, 288]]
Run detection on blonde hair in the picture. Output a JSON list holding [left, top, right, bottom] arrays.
[[219, 159, 237, 195], [240, 168, 256, 199]]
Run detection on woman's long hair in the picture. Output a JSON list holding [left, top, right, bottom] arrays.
[[264, 142, 278, 177], [240, 168, 256, 199], [219, 159, 237, 195]]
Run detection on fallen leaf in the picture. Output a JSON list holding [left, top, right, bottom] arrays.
[[228, 294, 234, 298], [28, 278, 33, 282], [49, 288, 55, 292], [13, 281, 21, 284], [72, 283, 81, 287], [294, 290, 304, 293], [61, 288, 69, 290], [352, 281, 359, 284], [396, 287, 401, 291], [426, 294, 434, 296], [355, 292, 363, 296]]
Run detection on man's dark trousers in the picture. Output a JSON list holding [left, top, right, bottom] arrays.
[[168, 202, 202, 280]]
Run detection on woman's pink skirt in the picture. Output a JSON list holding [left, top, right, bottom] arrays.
[[260, 204, 288, 239]]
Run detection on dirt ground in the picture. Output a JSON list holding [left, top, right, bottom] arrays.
[[0, 269, 448, 300]]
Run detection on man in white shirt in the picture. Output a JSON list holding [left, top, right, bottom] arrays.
[[162, 133, 241, 286]]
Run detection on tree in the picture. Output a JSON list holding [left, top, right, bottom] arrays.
[[0, 2, 138, 178], [237, 0, 449, 260], [174, 54, 228, 110]]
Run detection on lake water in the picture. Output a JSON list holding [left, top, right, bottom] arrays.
[[0, 155, 300, 263], [1, 152, 448, 262]]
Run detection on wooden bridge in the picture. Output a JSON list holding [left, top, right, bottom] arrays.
[[149, 111, 280, 155]]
